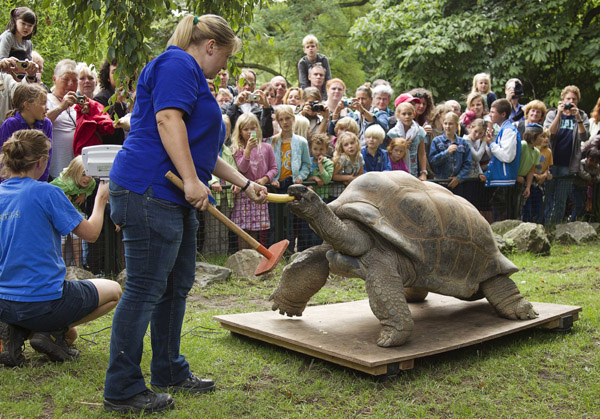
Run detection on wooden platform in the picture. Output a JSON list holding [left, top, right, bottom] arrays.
[[214, 294, 581, 376]]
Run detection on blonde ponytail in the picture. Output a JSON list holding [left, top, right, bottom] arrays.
[[168, 14, 241, 55]]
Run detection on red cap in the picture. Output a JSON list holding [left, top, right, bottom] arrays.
[[394, 93, 421, 108]]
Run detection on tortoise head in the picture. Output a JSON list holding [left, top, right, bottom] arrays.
[[287, 184, 327, 221]]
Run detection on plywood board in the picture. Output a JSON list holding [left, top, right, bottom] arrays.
[[214, 294, 581, 375]]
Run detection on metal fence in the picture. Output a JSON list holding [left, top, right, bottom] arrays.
[[68, 176, 599, 275]]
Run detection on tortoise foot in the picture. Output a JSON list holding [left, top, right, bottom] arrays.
[[497, 297, 539, 320], [404, 287, 429, 303], [376, 326, 412, 347], [269, 291, 306, 317]]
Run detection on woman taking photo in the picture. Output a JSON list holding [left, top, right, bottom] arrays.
[[103, 15, 267, 414]]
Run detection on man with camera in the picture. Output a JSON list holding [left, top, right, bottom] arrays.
[[505, 78, 525, 123], [222, 68, 274, 138], [0, 57, 39, 125], [543, 85, 590, 224]]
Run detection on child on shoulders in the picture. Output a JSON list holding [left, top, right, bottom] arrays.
[[297, 34, 331, 92], [471, 73, 497, 111]]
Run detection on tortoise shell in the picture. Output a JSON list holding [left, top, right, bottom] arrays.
[[328, 171, 517, 298]]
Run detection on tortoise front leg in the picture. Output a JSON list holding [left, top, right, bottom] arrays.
[[364, 251, 417, 347], [270, 243, 331, 317]]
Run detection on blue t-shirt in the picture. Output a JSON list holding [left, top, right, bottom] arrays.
[[110, 46, 224, 207], [0, 177, 82, 302]]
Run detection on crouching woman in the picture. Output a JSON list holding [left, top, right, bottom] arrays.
[[0, 129, 121, 367]]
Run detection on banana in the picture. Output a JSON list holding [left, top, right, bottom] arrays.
[[267, 193, 295, 203]]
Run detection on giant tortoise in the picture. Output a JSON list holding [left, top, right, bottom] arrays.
[[270, 171, 538, 347]]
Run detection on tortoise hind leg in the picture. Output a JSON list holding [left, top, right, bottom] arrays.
[[480, 275, 538, 320]]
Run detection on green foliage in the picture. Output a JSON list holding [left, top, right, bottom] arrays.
[[242, 0, 371, 91], [351, 0, 600, 110], [33, 0, 266, 88]]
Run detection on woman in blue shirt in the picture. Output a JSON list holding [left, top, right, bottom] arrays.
[[0, 130, 121, 366], [103, 15, 267, 414]]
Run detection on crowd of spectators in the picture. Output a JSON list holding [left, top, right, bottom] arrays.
[[1, 29, 600, 258]]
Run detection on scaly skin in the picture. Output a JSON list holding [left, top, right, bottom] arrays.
[[270, 244, 331, 316], [480, 275, 539, 320]]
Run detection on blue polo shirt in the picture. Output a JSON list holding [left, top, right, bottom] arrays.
[[0, 177, 82, 302], [361, 147, 391, 172], [110, 46, 223, 207]]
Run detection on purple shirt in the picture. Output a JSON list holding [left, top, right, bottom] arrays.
[[233, 142, 278, 182], [0, 112, 53, 182]]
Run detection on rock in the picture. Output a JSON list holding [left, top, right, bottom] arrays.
[[494, 233, 515, 255], [195, 262, 231, 287], [504, 223, 551, 254], [116, 269, 128, 285], [225, 249, 264, 278], [554, 222, 598, 245], [490, 219, 523, 236], [65, 266, 96, 281], [590, 222, 600, 233]]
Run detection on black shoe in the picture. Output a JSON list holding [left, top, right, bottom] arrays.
[[29, 330, 79, 362], [104, 389, 175, 414], [0, 321, 29, 367], [153, 373, 216, 394]]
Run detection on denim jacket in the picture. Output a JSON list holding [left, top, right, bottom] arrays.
[[429, 134, 472, 181], [267, 134, 311, 181]]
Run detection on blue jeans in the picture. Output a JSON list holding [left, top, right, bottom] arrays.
[[544, 166, 572, 225], [104, 182, 198, 400]]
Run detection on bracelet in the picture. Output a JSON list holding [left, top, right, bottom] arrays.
[[240, 179, 251, 192]]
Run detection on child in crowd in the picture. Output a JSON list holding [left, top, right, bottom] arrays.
[[297, 34, 332, 92], [0, 7, 37, 60], [464, 92, 491, 128], [388, 137, 410, 173], [513, 123, 542, 220], [0, 83, 52, 182], [266, 105, 311, 250], [230, 113, 277, 248], [306, 133, 334, 192], [294, 114, 310, 142], [523, 128, 553, 222], [361, 124, 390, 172], [465, 118, 491, 178], [50, 155, 96, 266], [471, 73, 497, 110], [332, 131, 364, 185], [331, 116, 359, 149], [284, 87, 303, 110], [484, 99, 522, 220], [305, 133, 334, 247], [570, 140, 600, 221], [387, 102, 428, 180], [429, 112, 472, 193]]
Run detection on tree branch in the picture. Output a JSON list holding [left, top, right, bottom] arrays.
[[583, 6, 600, 28], [337, 0, 370, 7], [240, 62, 288, 82]]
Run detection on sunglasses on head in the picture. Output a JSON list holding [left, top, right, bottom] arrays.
[[413, 92, 425, 98]]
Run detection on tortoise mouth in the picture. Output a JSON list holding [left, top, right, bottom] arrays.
[[287, 185, 311, 207]]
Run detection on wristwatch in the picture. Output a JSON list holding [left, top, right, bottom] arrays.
[[420, 170, 428, 175]]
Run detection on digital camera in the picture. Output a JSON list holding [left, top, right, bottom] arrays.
[[342, 97, 354, 107], [310, 101, 324, 112], [563, 103, 574, 111], [76, 93, 86, 105], [247, 93, 259, 102], [17, 61, 29, 69], [513, 81, 524, 99]]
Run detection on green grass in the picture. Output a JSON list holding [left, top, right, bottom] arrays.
[[1, 243, 599, 418]]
